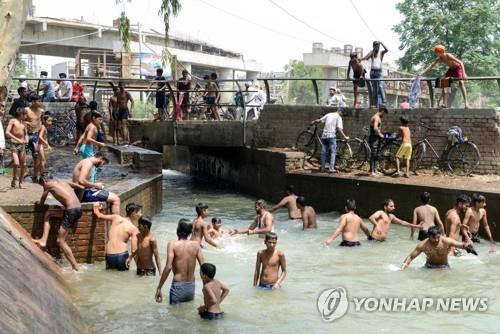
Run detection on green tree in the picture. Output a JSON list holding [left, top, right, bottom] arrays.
[[284, 60, 323, 105], [393, 0, 500, 106]]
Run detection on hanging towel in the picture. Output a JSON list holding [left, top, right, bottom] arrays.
[[409, 75, 422, 108]]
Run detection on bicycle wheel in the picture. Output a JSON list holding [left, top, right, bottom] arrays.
[[335, 140, 352, 171], [378, 141, 400, 175], [446, 141, 480, 176], [347, 138, 369, 170], [48, 127, 68, 147], [296, 131, 317, 160], [410, 142, 426, 173]]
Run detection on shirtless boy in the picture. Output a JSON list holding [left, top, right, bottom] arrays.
[[401, 226, 476, 270], [136, 216, 162, 276], [93, 202, 141, 271], [229, 200, 274, 238], [155, 219, 205, 305], [324, 199, 371, 247], [412, 192, 445, 241], [206, 73, 220, 121], [25, 94, 45, 181], [368, 199, 421, 241], [253, 232, 287, 290], [463, 194, 495, 243], [198, 263, 229, 320], [445, 194, 472, 255], [296, 196, 317, 230], [192, 203, 218, 247], [419, 45, 469, 108], [72, 152, 121, 214], [346, 52, 366, 108], [108, 87, 120, 144], [5, 108, 28, 188], [33, 174, 84, 271], [209, 218, 224, 239], [116, 81, 134, 144], [395, 116, 412, 178], [269, 185, 301, 219]]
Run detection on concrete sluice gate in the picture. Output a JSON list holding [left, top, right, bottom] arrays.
[[0, 208, 88, 334]]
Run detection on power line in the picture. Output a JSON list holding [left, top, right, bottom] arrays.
[[195, 0, 310, 43], [348, 0, 378, 40], [266, 0, 349, 44]]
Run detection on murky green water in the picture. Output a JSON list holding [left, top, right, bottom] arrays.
[[69, 170, 500, 333]]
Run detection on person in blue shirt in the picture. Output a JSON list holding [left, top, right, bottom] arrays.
[[39, 71, 56, 102]]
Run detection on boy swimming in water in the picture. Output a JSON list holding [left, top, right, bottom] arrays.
[[198, 263, 229, 320], [208, 217, 224, 239], [253, 232, 287, 290]]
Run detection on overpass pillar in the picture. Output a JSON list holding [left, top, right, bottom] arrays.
[[219, 68, 234, 103]]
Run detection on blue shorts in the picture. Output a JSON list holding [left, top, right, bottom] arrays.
[[118, 107, 129, 120], [81, 188, 109, 202], [258, 283, 274, 290], [106, 251, 129, 271], [27, 132, 39, 160], [169, 281, 195, 305], [79, 144, 95, 159]]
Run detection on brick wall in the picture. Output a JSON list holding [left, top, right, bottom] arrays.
[[252, 105, 500, 174], [3, 175, 162, 264]]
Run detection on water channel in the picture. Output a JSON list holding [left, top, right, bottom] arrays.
[[69, 170, 500, 333]]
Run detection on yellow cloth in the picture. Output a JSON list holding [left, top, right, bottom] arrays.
[[396, 143, 412, 159]]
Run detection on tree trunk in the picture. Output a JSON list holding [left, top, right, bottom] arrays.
[[0, 0, 31, 101]]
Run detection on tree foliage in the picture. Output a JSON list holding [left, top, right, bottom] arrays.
[[393, 0, 500, 76], [393, 0, 500, 107], [284, 60, 323, 105]]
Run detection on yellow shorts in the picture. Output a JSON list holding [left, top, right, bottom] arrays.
[[396, 143, 412, 160]]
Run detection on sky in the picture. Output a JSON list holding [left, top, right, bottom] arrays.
[[32, 0, 405, 73]]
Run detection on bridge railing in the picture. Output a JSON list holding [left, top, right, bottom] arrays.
[[11, 76, 500, 114]]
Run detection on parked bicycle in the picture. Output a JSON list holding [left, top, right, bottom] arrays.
[[410, 122, 480, 176], [47, 111, 77, 147], [295, 123, 352, 171], [343, 126, 400, 175]]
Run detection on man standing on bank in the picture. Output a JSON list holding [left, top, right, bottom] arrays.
[[368, 105, 388, 176], [155, 219, 204, 305], [311, 108, 349, 173], [362, 41, 389, 107], [116, 81, 134, 144]]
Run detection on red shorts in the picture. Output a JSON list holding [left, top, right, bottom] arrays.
[[445, 65, 464, 78]]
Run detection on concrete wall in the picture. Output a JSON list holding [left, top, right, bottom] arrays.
[[253, 105, 500, 174], [0, 208, 88, 333]]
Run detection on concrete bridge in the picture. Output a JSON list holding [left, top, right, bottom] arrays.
[[20, 16, 262, 79]]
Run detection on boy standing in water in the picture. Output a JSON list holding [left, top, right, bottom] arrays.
[[5, 108, 28, 188], [192, 203, 219, 247], [253, 232, 287, 290], [198, 263, 230, 320], [395, 116, 412, 178], [208, 218, 224, 239], [136, 216, 162, 276], [296, 196, 317, 230], [324, 199, 371, 247]]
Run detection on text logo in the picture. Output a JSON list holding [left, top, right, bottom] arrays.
[[317, 287, 349, 322]]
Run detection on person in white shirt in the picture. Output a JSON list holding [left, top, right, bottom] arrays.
[[311, 109, 349, 173], [324, 87, 337, 106]]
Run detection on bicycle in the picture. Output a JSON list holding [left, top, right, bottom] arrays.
[[295, 123, 352, 171], [344, 127, 400, 175], [411, 122, 480, 176], [47, 111, 77, 147]]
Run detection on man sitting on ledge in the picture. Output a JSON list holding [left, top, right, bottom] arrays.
[[72, 152, 121, 214]]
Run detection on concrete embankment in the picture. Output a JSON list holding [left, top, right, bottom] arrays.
[[0, 208, 88, 334]]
